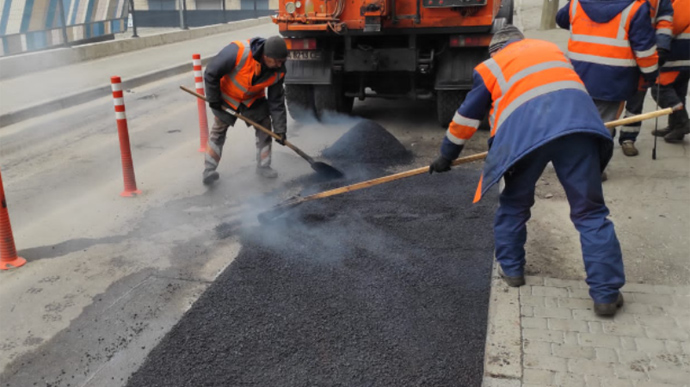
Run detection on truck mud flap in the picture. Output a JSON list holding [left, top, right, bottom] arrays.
[[285, 57, 332, 85], [434, 48, 488, 90]]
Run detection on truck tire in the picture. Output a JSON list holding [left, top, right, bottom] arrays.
[[436, 90, 467, 128], [498, 0, 514, 24], [285, 84, 316, 121], [314, 84, 353, 119]]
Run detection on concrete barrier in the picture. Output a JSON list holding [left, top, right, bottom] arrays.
[[0, 17, 271, 81]]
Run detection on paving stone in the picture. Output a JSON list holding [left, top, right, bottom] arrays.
[[524, 353, 567, 372], [681, 342, 690, 355], [645, 326, 689, 341], [635, 315, 678, 329], [653, 285, 675, 295], [620, 336, 637, 351], [583, 374, 602, 387], [482, 377, 522, 387], [632, 293, 674, 306], [597, 378, 636, 387], [613, 362, 649, 379], [523, 317, 547, 329], [522, 305, 534, 317], [648, 368, 690, 385], [553, 372, 585, 387], [579, 332, 622, 349], [635, 338, 667, 353], [621, 302, 650, 315], [595, 348, 618, 363], [559, 297, 593, 310], [569, 288, 592, 299], [621, 283, 656, 293], [673, 295, 690, 308], [522, 369, 554, 385], [521, 295, 545, 307], [552, 344, 596, 360], [532, 286, 569, 298], [602, 322, 646, 336], [676, 316, 690, 331], [544, 278, 586, 289], [651, 352, 690, 369], [611, 311, 638, 324], [572, 309, 606, 321], [523, 328, 564, 344], [567, 359, 615, 377], [523, 339, 552, 356], [520, 286, 533, 296], [544, 297, 558, 308], [636, 381, 683, 387], [664, 340, 684, 355], [525, 276, 544, 286], [674, 286, 690, 296], [548, 318, 589, 332], [616, 350, 649, 364], [533, 306, 572, 319], [588, 321, 603, 334], [564, 332, 579, 346], [662, 305, 690, 317]]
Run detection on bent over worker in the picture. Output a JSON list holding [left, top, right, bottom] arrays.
[[429, 26, 625, 317], [556, 0, 658, 166], [203, 36, 288, 185]]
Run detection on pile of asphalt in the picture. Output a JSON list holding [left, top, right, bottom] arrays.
[[321, 119, 412, 164], [126, 166, 497, 387]]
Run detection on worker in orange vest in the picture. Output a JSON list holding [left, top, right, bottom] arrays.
[[650, 0, 690, 142], [557, 0, 658, 176], [617, 0, 674, 156], [203, 36, 288, 184], [429, 26, 625, 317]]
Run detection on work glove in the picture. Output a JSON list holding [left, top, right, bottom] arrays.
[[208, 100, 223, 111], [658, 48, 669, 67], [276, 133, 287, 145], [429, 156, 452, 175]]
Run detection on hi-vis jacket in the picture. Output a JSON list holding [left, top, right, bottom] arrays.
[[440, 39, 613, 203], [648, 0, 674, 51], [663, 0, 690, 72], [556, 0, 659, 101], [204, 37, 287, 133]]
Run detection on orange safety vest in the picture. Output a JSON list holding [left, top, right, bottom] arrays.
[[568, 0, 657, 73], [472, 39, 589, 202], [220, 40, 285, 109]]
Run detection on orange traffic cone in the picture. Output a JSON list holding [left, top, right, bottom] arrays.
[[0, 168, 26, 270]]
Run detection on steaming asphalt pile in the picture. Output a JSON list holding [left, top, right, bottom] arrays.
[[322, 120, 412, 163], [126, 123, 497, 387]]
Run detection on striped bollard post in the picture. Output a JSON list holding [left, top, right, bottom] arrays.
[[193, 54, 209, 152], [0, 167, 26, 270], [111, 76, 142, 197]]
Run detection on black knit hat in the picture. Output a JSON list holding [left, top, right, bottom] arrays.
[[489, 25, 525, 54], [264, 36, 288, 59]]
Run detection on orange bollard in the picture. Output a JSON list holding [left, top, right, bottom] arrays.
[[0, 168, 26, 270], [111, 76, 142, 197], [193, 54, 209, 152]]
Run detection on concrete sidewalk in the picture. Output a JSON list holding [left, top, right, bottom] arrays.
[[0, 19, 276, 128]]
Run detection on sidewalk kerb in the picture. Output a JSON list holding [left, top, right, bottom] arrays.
[[0, 56, 214, 128], [482, 261, 523, 387]]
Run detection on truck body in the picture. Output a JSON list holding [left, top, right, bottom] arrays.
[[273, 0, 512, 125]]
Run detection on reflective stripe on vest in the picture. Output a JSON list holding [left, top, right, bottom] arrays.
[[568, 0, 642, 68], [447, 112, 480, 145]]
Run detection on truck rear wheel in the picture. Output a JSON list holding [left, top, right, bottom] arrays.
[[436, 90, 467, 128], [285, 84, 316, 121], [314, 84, 354, 119]]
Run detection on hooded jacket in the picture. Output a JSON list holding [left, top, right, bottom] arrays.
[[204, 37, 287, 134], [557, 0, 658, 101]]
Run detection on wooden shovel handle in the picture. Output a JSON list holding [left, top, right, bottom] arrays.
[[179, 86, 314, 163], [604, 108, 673, 128]]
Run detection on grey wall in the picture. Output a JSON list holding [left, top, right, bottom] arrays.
[[134, 10, 274, 27]]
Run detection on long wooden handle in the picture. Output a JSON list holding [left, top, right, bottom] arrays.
[[604, 108, 673, 128], [290, 151, 489, 206], [179, 85, 315, 163]]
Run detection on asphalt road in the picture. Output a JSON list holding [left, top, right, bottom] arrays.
[[126, 137, 498, 387]]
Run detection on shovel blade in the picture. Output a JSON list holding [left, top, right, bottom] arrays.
[[311, 162, 344, 179]]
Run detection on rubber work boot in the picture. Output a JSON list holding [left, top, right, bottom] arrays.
[[621, 141, 639, 157], [256, 166, 278, 179], [664, 110, 690, 143], [652, 114, 675, 137], [601, 171, 608, 182], [593, 293, 624, 317], [202, 170, 220, 185], [499, 268, 525, 287]]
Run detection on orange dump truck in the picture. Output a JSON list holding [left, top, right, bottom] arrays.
[[273, 0, 513, 125]]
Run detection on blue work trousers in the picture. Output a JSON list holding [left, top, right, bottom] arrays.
[[494, 133, 625, 303]]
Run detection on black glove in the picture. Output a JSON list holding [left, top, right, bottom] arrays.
[[208, 100, 223, 111], [276, 133, 287, 145], [658, 48, 669, 67], [429, 156, 452, 175]]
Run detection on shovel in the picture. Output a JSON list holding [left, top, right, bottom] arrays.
[[180, 86, 344, 179], [257, 107, 674, 223]]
